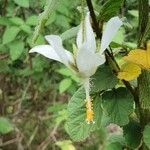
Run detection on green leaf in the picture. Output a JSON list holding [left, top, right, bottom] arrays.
[[92, 65, 118, 92], [9, 17, 24, 25], [143, 123, 150, 149], [55, 15, 70, 29], [99, 0, 124, 21], [9, 40, 24, 61], [20, 24, 32, 34], [59, 78, 72, 93], [56, 140, 76, 150], [45, 12, 56, 26], [55, 109, 68, 124], [102, 88, 133, 126], [107, 133, 125, 145], [123, 120, 142, 149], [0, 17, 12, 26], [112, 27, 125, 45], [0, 60, 9, 73], [0, 117, 14, 134], [26, 15, 38, 26], [60, 26, 79, 41], [104, 142, 122, 150], [3, 26, 20, 44], [13, 0, 29, 8], [47, 103, 67, 113], [57, 68, 79, 83], [128, 10, 138, 18], [57, 68, 73, 77], [32, 56, 49, 72], [66, 88, 102, 141], [104, 131, 125, 150]]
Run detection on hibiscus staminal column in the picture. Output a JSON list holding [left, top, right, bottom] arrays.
[[83, 78, 94, 124]]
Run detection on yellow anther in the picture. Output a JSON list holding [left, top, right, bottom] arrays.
[[85, 99, 94, 124]]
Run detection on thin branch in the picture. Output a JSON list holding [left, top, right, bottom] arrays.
[[0, 138, 18, 147], [86, 0, 142, 117], [1, 0, 7, 16], [37, 123, 59, 150], [27, 126, 39, 148]]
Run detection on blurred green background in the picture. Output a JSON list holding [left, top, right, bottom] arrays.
[[0, 0, 139, 149]]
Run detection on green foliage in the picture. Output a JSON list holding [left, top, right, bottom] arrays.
[[32, 0, 59, 43], [104, 142, 122, 150], [59, 78, 72, 93], [93, 65, 118, 92], [123, 120, 142, 149], [13, 0, 29, 8], [102, 88, 134, 126], [61, 26, 79, 41], [66, 88, 102, 141], [0, 0, 148, 149], [9, 17, 24, 25], [2, 26, 20, 44], [0, 117, 14, 134], [9, 40, 24, 60], [143, 123, 150, 149], [26, 15, 38, 26], [99, 0, 124, 21], [56, 140, 75, 150]]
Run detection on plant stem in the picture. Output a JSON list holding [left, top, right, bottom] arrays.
[[1, 0, 7, 16], [138, 0, 150, 125], [86, 0, 102, 39], [138, 0, 149, 149], [138, 0, 149, 47], [85, 0, 141, 114]]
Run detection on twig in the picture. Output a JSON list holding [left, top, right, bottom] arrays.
[[1, 0, 7, 16], [0, 53, 9, 60], [0, 138, 18, 147], [13, 79, 31, 116], [37, 123, 59, 150], [27, 126, 39, 148], [15, 128, 24, 150]]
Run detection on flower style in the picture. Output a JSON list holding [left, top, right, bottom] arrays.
[[29, 13, 122, 124]]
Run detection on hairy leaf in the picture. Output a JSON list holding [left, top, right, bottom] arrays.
[[123, 120, 142, 149], [102, 88, 134, 126], [104, 142, 123, 150], [66, 88, 102, 141], [92, 65, 118, 92]]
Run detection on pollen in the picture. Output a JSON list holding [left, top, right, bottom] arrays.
[[85, 99, 94, 124]]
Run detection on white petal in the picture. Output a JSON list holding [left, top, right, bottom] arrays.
[[76, 45, 105, 78], [96, 53, 106, 65], [45, 35, 74, 65], [29, 45, 62, 62], [100, 16, 123, 54], [76, 12, 96, 52]]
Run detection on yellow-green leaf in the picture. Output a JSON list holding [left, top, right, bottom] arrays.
[[124, 41, 150, 69], [118, 63, 141, 81], [56, 140, 76, 150]]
